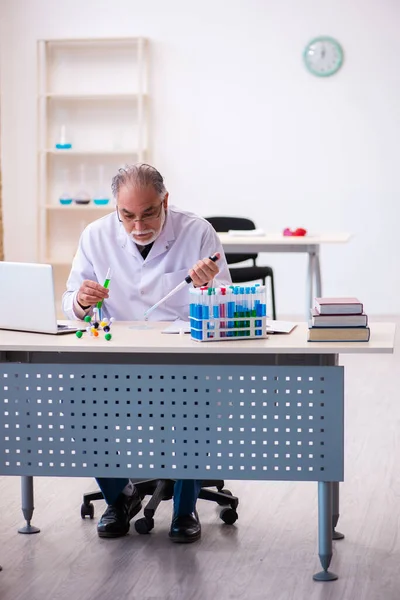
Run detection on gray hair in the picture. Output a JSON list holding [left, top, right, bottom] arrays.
[[111, 163, 167, 200]]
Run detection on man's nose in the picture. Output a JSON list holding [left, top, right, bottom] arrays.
[[133, 219, 146, 231]]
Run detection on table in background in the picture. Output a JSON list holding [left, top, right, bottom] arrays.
[[218, 233, 352, 317], [0, 320, 394, 581]]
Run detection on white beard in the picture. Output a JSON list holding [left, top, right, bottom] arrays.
[[129, 206, 166, 246]]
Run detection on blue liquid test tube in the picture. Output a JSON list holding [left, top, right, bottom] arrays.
[[227, 287, 235, 337]]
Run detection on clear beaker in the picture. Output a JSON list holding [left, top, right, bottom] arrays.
[[73, 164, 91, 205]]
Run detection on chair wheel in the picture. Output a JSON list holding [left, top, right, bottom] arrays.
[[220, 507, 238, 525], [135, 517, 154, 534], [81, 502, 94, 519]]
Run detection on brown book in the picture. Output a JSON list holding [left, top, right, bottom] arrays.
[[307, 325, 370, 342]]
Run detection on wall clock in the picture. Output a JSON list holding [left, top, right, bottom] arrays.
[[303, 36, 343, 77]]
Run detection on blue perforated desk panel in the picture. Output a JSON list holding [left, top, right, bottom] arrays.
[[0, 362, 343, 482]]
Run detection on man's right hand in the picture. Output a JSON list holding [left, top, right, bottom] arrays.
[[77, 280, 109, 307]]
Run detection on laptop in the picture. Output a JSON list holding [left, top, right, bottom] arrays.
[[0, 261, 82, 335]]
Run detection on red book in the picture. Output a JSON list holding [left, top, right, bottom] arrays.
[[314, 297, 363, 315]]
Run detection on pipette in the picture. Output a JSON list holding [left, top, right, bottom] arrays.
[[144, 253, 219, 319]]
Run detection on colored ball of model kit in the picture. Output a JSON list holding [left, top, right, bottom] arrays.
[[105, 333, 112, 341], [93, 330, 99, 337], [103, 325, 110, 333], [100, 321, 107, 327], [84, 315, 92, 323], [76, 330, 83, 338], [93, 322, 99, 329]]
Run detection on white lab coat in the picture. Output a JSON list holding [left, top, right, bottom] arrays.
[[62, 205, 231, 322]]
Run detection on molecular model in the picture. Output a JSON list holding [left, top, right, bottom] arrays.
[[76, 308, 115, 341]]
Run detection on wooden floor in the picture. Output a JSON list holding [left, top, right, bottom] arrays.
[[1, 318, 399, 600]]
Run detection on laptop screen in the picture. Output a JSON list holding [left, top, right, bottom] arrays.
[[0, 262, 61, 334]]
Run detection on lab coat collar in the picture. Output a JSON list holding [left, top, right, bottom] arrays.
[[116, 208, 176, 261], [146, 209, 176, 261]]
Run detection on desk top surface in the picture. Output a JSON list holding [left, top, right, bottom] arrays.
[[218, 233, 352, 246], [0, 322, 395, 355]]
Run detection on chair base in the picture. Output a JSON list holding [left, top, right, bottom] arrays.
[[81, 479, 239, 531]]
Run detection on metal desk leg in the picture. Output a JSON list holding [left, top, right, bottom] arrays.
[[18, 476, 40, 534], [332, 481, 345, 540], [313, 481, 338, 581], [315, 250, 322, 298], [306, 251, 316, 318]]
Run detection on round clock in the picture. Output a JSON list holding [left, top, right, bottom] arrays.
[[303, 36, 343, 77]]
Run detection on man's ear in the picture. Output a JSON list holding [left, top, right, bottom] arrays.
[[163, 192, 169, 209]]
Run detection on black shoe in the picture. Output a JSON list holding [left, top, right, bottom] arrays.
[[169, 511, 201, 543], [97, 490, 142, 538]]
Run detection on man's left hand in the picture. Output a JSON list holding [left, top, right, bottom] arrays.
[[189, 252, 220, 287]]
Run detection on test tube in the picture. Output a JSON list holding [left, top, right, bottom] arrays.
[[227, 287, 235, 337], [214, 288, 221, 338], [240, 286, 246, 336], [251, 286, 257, 335], [189, 288, 199, 339], [207, 288, 213, 337], [220, 287, 226, 338], [254, 284, 262, 335], [244, 287, 250, 336]]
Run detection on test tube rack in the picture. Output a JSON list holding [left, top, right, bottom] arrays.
[[189, 285, 267, 342]]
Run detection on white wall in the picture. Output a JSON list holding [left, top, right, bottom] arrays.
[[1, 0, 399, 315]]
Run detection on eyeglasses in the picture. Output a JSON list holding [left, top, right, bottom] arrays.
[[116, 201, 164, 225]]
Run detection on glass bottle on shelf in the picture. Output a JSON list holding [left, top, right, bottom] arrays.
[[55, 124, 72, 150], [73, 164, 91, 205], [93, 165, 110, 205], [58, 168, 73, 205]]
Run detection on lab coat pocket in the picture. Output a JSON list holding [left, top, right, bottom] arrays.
[[162, 268, 191, 309]]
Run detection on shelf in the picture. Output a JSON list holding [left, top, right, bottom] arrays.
[[43, 93, 145, 100], [44, 37, 145, 45], [37, 36, 149, 276], [42, 204, 114, 211], [43, 149, 139, 156]]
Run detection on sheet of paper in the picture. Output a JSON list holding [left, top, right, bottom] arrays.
[[266, 320, 297, 334], [162, 320, 191, 334]]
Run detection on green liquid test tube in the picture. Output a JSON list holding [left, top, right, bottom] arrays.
[[97, 267, 111, 310]]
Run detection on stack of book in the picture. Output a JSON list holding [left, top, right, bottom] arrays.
[[308, 297, 370, 342]]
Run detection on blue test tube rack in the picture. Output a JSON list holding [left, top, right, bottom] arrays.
[[189, 285, 267, 342]]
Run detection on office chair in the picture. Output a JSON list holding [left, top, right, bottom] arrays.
[[81, 479, 239, 533], [205, 216, 277, 320]]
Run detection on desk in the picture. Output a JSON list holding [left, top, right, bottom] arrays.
[[0, 321, 394, 581], [218, 233, 352, 317]]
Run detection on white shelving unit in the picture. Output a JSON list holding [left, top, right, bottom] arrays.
[[37, 37, 149, 305]]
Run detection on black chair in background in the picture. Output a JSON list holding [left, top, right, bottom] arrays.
[[81, 479, 239, 534], [206, 216, 277, 320]]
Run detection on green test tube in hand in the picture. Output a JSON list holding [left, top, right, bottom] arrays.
[[97, 267, 112, 310]]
